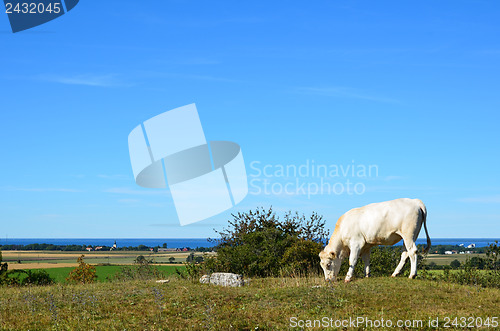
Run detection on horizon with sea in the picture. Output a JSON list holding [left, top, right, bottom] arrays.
[[0, 238, 498, 249]]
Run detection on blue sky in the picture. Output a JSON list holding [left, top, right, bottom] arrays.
[[1, 1, 499, 238]]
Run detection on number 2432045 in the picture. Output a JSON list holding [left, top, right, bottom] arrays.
[[5, 2, 62, 14]]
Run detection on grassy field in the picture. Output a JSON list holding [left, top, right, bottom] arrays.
[[0, 276, 498, 330], [2, 250, 209, 270], [425, 253, 485, 266], [21, 265, 186, 283]]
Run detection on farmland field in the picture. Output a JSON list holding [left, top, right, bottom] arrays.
[[18, 265, 186, 283], [0, 276, 498, 330], [2, 250, 209, 270], [425, 253, 485, 266]]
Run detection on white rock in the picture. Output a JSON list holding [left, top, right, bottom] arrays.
[[199, 273, 246, 287], [155, 279, 170, 284]]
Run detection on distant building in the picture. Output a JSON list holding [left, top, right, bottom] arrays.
[[86, 247, 92, 251], [467, 243, 476, 248], [95, 246, 103, 251], [110, 241, 117, 251], [444, 251, 453, 255]]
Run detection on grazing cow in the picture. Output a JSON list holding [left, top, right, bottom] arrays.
[[319, 198, 431, 282]]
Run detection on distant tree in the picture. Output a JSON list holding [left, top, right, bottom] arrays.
[[186, 253, 195, 263], [485, 241, 499, 271], [135, 255, 153, 265], [162, 243, 167, 248], [169, 257, 175, 263], [194, 256, 204, 264], [427, 261, 437, 269], [464, 256, 487, 270], [66, 255, 97, 284], [450, 259, 461, 269]]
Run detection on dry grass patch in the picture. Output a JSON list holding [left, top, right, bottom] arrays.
[[0, 276, 498, 330]]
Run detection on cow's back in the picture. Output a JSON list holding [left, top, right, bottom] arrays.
[[339, 198, 423, 245]]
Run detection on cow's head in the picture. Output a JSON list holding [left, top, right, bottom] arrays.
[[319, 249, 342, 281]]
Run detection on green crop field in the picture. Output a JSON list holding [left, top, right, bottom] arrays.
[[22, 265, 186, 283]]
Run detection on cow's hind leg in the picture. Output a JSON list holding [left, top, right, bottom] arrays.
[[403, 238, 418, 279], [361, 249, 371, 278], [391, 249, 408, 277]]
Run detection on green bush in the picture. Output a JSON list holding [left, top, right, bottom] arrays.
[[115, 255, 164, 281], [208, 207, 328, 277], [0, 250, 10, 285], [66, 255, 97, 284], [423, 241, 500, 289], [20, 269, 55, 286], [450, 259, 461, 269]]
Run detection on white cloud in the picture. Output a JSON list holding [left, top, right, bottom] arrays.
[[4, 187, 82, 193], [36, 74, 130, 87], [105, 187, 170, 196]]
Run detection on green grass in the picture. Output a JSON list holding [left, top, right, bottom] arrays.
[[0, 276, 498, 330], [26, 265, 186, 283]]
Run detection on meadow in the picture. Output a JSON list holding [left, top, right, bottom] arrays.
[[0, 275, 498, 330], [21, 265, 185, 283], [2, 250, 205, 270], [1, 245, 498, 329]]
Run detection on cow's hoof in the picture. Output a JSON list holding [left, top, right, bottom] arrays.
[[391, 274, 397, 278], [409, 275, 416, 279], [344, 278, 352, 283]]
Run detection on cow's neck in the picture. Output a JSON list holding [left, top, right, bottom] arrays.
[[327, 235, 345, 257]]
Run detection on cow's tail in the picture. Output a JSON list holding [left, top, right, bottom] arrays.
[[417, 200, 431, 254]]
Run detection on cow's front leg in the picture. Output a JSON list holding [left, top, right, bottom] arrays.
[[361, 250, 370, 278], [345, 246, 361, 282]]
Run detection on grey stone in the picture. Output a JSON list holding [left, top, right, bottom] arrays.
[[199, 273, 246, 287]]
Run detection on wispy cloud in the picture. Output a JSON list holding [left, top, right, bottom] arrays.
[[105, 187, 170, 196], [138, 70, 243, 83], [459, 195, 500, 203], [296, 86, 399, 104], [3, 187, 82, 193], [98, 174, 130, 180], [36, 73, 130, 87]]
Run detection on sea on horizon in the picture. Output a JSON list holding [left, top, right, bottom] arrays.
[[0, 238, 498, 249]]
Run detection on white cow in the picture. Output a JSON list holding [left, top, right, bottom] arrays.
[[319, 198, 431, 282]]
